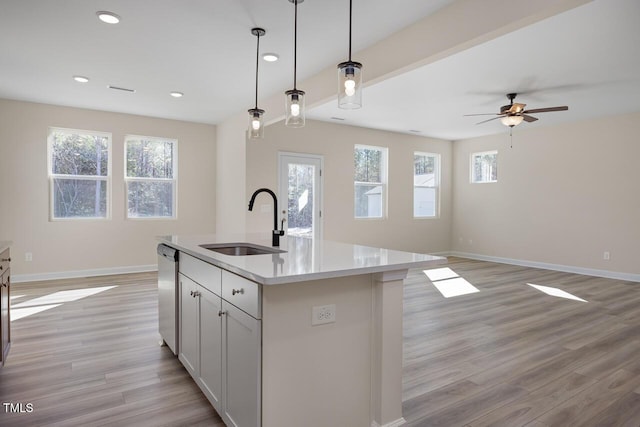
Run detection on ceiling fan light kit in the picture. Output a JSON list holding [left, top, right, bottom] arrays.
[[465, 92, 568, 128], [338, 0, 363, 109], [285, 0, 306, 128]]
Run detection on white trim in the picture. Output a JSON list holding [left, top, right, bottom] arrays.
[[12, 264, 157, 283], [371, 417, 406, 427], [446, 251, 640, 283]]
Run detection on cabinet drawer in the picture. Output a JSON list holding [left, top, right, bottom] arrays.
[[222, 270, 261, 319], [180, 253, 222, 296]]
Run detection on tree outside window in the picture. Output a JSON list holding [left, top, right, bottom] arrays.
[[125, 136, 177, 218], [48, 128, 111, 219]]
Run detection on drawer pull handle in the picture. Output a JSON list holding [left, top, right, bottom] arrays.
[[1, 258, 10, 262], [218, 310, 226, 317], [232, 288, 244, 296]]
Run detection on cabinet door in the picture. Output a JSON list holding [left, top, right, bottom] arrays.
[[223, 301, 262, 427], [198, 286, 223, 412], [1, 271, 8, 365], [178, 274, 199, 377]]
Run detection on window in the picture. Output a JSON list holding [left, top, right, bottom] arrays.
[[471, 150, 498, 183], [354, 145, 387, 218], [125, 135, 177, 218], [48, 127, 111, 219], [414, 152, 440, 218]]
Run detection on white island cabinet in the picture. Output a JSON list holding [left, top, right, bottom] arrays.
[[159, 234, 445, 427]]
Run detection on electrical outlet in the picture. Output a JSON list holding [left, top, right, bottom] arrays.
[[603, 251, 610, 260], [312, 304, 336, 326], [25, 252, 33, 262]]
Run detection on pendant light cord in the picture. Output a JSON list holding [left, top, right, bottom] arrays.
[[255, 32, 260, 109], [293, 0, 298, 90], [348, 0, 352, 61]]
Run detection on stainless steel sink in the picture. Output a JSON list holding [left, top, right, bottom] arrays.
[[199, 243, 286, 256]]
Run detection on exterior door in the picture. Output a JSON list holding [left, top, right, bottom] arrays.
[[278, 153, 323, 240]]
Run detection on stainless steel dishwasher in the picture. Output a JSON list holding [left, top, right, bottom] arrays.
[[157, 244, 179, 355]]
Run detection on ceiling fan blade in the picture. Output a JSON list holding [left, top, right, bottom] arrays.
[[523, 106, 568, 114], [464, 113, 500, 117], [509, 103, 526, 114], [522, 115, 538, 122], [476, 116, 502, 125]]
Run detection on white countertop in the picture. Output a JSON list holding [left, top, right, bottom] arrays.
[[158, 233, 446, 285]]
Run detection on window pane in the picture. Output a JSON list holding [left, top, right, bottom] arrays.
[[126, 138, 174, 178], [414, 154, 435, 176], [414, 187, 436, 217], [51, 131, 109, 176], [53, 178, 107, 218], [128, 181, 174, 218], [354, 147, 382, 183], [355, 183, 383, 218]]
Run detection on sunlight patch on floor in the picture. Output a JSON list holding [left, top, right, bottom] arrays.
[[424, 267, 479, 298], [432, 277, 480, 298], [12, 304, 62, 321], [424, 267, 459, 282], [11, 286, 117, 321], [527, 283, 587, 302]]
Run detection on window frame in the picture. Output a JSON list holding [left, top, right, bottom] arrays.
[[124, 135, 178, 220], [354, 144, 388, 219], [47, 127, 112, 221], [470, 150, 498, 184], [413, 151, 441, 219]]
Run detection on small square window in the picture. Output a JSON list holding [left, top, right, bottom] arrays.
[[471, 151, 498, 183]]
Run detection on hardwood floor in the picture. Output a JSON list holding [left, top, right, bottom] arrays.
[[0, 273, 224, 427], [403, 257, 640, 426], [1, 258, 639, 426]]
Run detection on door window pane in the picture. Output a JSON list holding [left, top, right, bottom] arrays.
[[286, 164, 315, 237]]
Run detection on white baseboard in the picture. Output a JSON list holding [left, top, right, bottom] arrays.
[[12, 264, 157, 283], [371, 417, 406, 427], [446, 251, 640, 283]]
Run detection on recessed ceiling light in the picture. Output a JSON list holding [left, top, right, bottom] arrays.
[[73, 76, 89, 83], [262, 53, 279, 62], [97, 11, 120, 24], [170, 92, 184, 98], [330, 117, 345, 121], [409, 129, 421, 133]]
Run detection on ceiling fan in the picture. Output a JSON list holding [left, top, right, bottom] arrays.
[[465, 93, 568, 127]]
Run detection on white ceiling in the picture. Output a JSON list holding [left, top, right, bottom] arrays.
[[1, 0, 639, 140]]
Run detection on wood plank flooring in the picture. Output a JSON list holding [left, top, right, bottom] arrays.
[[0, 258, 639, 426], [403, 257, 640, 427]]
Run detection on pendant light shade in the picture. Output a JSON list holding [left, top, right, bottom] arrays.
[[248, 28, 266, 139], [338, 61, 362, 109], [285, 0, 305, 127], [338, 0, 362, 109]]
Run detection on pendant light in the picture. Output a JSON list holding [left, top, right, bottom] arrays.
[[248, 28, 266, 139], [337, 0, 362, 109], [285, 0, 305, 128]]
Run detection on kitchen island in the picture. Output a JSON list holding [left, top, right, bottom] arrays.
[[158, 233, 445, 427]]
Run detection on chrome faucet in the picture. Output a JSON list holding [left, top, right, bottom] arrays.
[[248, 188, 285, 247]]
